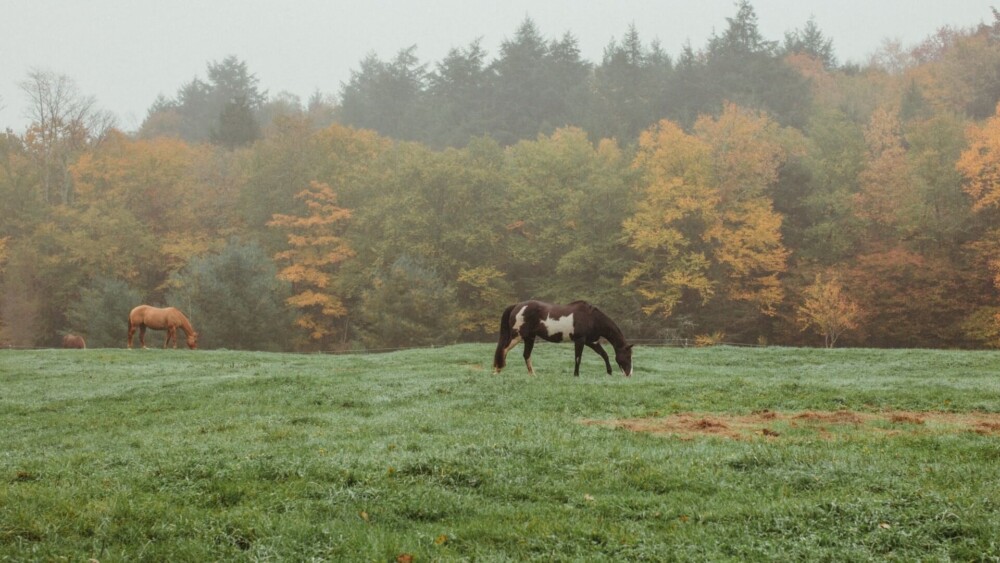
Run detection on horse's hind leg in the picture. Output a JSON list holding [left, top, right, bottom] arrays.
[[127, 323, 135, 349], [139, 326, 147, 349]]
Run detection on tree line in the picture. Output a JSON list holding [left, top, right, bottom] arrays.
[[2, 2, 1000, 350]]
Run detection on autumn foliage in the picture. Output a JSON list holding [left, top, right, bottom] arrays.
[[268, 181, 354, 346], [3, 6, 1000, 349]]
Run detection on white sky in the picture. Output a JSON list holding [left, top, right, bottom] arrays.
[[1, 0, 993, 132]]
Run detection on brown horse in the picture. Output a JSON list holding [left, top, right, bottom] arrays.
[[127, 305, 198, 349], [62, 334, 86, 349]]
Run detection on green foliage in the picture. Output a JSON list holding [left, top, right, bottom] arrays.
[[140, 56, 265, 145], [212, 96, 260, 148], [359, 255, 459, 348], [2, 345, 1000, 559], [338, 47, 428, 141], [65, 277, 142, 348], [167, 239, 295, 351], [7, 4, 1000, 350]]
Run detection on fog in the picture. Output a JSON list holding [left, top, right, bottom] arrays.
[[0, 0, 992, 131]]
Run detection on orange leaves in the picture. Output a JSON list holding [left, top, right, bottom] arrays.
[[269, 181, 354, 344], [854, 107, 914, 236], [958, 103, 1000, 211]]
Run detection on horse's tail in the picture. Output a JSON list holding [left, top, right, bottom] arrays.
[[493, 304, 516, 371]]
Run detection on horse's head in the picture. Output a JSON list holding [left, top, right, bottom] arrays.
[[187, 332, 199, 349], [615, 344, 634, 377]]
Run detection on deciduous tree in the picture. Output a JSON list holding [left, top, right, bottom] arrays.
[[796, 273, 860, 347], [268, 181, 355, 348], [624, 106, 790, 331], [19, 70, 114, 205]]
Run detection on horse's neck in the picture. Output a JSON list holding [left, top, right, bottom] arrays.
[[595, 312, 627, 349], [177, 315, 194, 334]]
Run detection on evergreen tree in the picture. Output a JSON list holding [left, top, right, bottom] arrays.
[[589, 25, 673, 141], [140, 56, 266, 146], [783, 18, 838, 68], [425, 40, 494, 147], [339, 46, 427, 141], [167, 239, 295, 351], [66, 277, 142, 348]]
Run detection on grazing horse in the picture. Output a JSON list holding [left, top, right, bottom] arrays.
[[493, 300, 633, 377], [62, 334, 86, 349], [127, 305, 198, 349]]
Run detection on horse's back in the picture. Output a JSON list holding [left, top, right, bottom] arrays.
[[516, 299, 591, 318], [129, 304, 174, 327], [62, 334, 86, 348], [129, 304, 151, 319]]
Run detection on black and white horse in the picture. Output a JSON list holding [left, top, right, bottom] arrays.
[[492, 300, 633, 376]]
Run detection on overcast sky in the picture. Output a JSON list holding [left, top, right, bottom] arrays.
[[1, 0, 993, 132]]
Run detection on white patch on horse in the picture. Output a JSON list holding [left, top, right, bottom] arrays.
[[513, 306, 528, 332], [542, 313, 574, 341]]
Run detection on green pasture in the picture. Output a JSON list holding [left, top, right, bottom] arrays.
[[2, 344, 1000, 561]]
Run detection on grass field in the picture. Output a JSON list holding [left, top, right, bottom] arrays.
[[2, 344, 1000, 561]]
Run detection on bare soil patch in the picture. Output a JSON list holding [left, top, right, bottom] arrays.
[[585, 410, 1000, 441]]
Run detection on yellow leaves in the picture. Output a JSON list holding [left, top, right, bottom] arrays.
[[694, 103, 787, 201], [855, 107, 914, 233], [456, 265, 504, 289], [626, 107, 789, 318], [635, 120, 712, 183], [286, 291, 346, 314], [278, 265, 331, 287], [796, 273, 862, 347], [958, 103, 1000, 211]]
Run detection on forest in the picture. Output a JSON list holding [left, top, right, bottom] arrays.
[[2, 1, 1000, 351]]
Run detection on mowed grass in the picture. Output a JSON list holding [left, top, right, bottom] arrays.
[[2, 344, 1000, 561]]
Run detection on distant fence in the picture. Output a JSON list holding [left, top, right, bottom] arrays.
[[2, 338, 766, 354]]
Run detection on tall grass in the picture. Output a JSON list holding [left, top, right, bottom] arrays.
[[2, 344, 999, 560]]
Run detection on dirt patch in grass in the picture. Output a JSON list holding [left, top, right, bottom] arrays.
[[585, 410, 1000, 440]]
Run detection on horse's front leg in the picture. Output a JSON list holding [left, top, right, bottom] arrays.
[[573, 340, 585, 376], [586, 342, 613, 375], [165, 327, 176, 349], [523, 336, 536, 375]]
